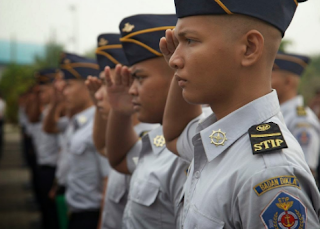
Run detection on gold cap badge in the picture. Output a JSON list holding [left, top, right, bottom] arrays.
[[153, 135, 165, 147], [122, 23, 135, 33], [98, 37, 109, 46], [209, 129, 227, 146]]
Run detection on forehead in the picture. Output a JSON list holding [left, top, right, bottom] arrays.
[[175, 15, 221, 34]]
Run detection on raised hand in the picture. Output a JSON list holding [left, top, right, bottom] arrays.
[[159, 29, 179, 65], [105, 64, 134, 116], [85, 76, 102, 106]]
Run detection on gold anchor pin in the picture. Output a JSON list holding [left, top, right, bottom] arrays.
[[153, 135, 165, 147], [122, 22, 135, 33], [209, 129, 227, 146], [98, 37, 109, 46]]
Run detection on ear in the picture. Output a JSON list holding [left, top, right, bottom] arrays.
[[241, 30, 264, 67]]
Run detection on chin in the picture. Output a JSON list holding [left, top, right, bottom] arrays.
[[182, 90, 204, 105]]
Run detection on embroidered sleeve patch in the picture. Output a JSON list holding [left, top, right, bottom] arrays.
[[260, 191, 306, 229], [253, 176, 301, 196], [296, 131, 311, 146], [248, 122, 288, 155], [296, 106, 307, 116]]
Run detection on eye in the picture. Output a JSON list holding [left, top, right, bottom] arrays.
[[186, 38, 194, 45]]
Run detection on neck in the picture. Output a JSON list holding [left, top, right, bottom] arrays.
[[74, 100, 93, 115], [210, 81, 271, 120], [279, 91, 297, 105], [131, 113, 140, 126]]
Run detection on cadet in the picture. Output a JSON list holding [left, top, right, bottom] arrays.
[[28, 69, 60, 229], [105, 14, 189, 229], [42, 73, 71, 229], [59, 53, 110, 229], [160, 0, 320, 228], [272, 52, 320, 179]]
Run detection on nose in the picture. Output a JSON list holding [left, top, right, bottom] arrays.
[[129, 80, 138, 97], [169, 47, 184, 70], [95, 86, 103, 101]]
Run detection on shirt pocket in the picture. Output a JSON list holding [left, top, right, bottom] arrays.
[[130, 179, 159, 207], [184, 205, 225, 229]]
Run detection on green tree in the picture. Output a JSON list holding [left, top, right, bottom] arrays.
[[299, 55, 320, 104], [0, 40, 64, 123]]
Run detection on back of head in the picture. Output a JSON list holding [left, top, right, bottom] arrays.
[[95, 33, 128, 71], [119, 14, 177, 66]]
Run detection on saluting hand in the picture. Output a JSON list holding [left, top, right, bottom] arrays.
[[159, 29, 179, 65], [85, 76, 102, 106], [104, 64, 134, 116]]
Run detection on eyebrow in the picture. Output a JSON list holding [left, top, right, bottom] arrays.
[[131, 69, 144, 77], [177, 29, 199, 37]]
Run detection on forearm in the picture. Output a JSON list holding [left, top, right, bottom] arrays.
[[106, 109, 138, 172], [42, 103, 60, 133], [163, 77, 202, 154], [93, 109, 108, 156], [27, 97, 41, 123]]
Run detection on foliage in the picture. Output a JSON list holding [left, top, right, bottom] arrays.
[[0, 40, 64, 123], [299, 55, 320, 104]]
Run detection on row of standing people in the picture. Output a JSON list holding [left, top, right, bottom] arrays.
[[18, 1, 320, 228]]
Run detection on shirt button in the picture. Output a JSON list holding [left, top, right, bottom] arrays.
[[194, 171, 200, 179]]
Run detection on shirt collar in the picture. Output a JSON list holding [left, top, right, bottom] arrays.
[[196, 90, 281, 162], [146, 125, 166, 155], [280, 95, 303, 116], [73, 106, 95, 129]]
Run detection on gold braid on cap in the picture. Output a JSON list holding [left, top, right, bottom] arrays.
[[60, 62, 99, 79], [95, 44, 123, 65], [120, 26, 175, 56]]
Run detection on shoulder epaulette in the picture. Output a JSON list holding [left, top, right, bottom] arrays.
[[248, 122, 288, 155], [296, 106, 307, 116]]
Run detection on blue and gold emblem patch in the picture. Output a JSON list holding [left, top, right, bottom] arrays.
[[261, 191, 306, 229]]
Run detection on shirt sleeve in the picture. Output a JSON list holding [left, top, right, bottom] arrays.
[[57, 116, 69, 133], [291, 123, 320, 170], [97, 152, 111, 178], [126, 140, 142, 174], [233, 166, 320, 229]]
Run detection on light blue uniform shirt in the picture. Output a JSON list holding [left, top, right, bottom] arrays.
[[177, 91, 320, 229], [30, 108, 59, 166], [101, 123, 157, 229], [122, 126, 189, 229], [66, 106, 110, 212], [281, 95, 320, 170]]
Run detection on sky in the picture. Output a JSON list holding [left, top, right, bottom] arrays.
[[1, 0, 320, 56]]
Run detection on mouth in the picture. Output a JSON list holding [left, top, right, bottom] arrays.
[[132, 101, 141, 111], [175, 74, 187, 88]]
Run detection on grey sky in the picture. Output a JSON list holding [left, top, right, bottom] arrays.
[[1, 0, 319, 56]]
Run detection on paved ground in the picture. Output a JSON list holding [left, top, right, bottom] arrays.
[[0, 124, 40, 229]]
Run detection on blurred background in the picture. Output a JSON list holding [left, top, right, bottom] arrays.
[[0, 1, 319, 228], [0, 0, 320, 123]]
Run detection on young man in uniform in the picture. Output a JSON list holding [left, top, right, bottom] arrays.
[[27, 69, 60, 229], [160, 0, 320, 228], [86, 33, 154, 229], [105, 14, 189, 229], [272, 52, 320, 181], [59, 53, 110, 229]]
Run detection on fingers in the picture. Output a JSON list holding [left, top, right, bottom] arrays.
[[104, 66, 113, 87], [121, 66, 132, 87], [165, 29, 177, 54], [85, 75, 102, 92], [114, 64, 122, 86]]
